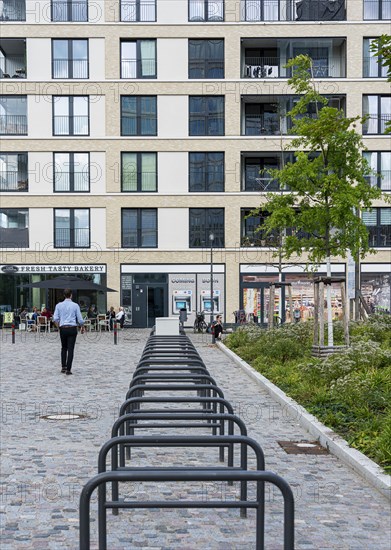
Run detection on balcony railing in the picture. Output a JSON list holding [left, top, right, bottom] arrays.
[[0, 56, 26, 79], [54, 171, 89, 192], [51, 0, 88, 21], [52, 59, 88, 79], [244, 174, 280, 191], [365, 171, 391, 191], [53, 116, 89, 136], [244, 114, 280, 136], [0, 171, 28, 191], [121, 58, 156, 78], [121, 0, 156, 21], [363, 114, 391, 135], [0, 0, 26, 21], [188, 0, 224, 21], [241, 0, 346, 21], [0, 115, 27, 135], [241, 233, 280, 247], [243, 56, 344, 79], [54, 228, 90, 248], [122, 171, 157, 191]]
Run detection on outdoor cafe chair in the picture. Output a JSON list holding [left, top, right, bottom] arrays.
[[37, 316, 49, 333]]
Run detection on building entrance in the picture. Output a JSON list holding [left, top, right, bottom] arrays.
[[132, 283, 168, 328]]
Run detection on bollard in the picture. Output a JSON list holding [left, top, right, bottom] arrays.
[[114, 321, 117, 345], [12, 322, 15, 344]]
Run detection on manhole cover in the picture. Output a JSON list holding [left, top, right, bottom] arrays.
[[41, 413, 88, 421], [278, 441, 329, 455]]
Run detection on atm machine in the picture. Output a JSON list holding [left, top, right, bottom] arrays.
[[200, 290, 220, 314], [172, 290, 193, 315]]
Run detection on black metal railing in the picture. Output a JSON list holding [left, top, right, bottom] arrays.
[[121, 58, 156, 78], [188, 0, 224, 21], [54, 227, 89, 248], [243, 56, 344, 79], [122, 170, 157, 191], [51, 0, 88, 22], [0, 56, 26, 78], [363, 114, 391, 135], [0, 0, 25, 21], [52, 59, 88, 79], [363, 56, 387, 78], [241, 0, 345, 21], [0, 171, 28, 191], [53, 115, 89, 135], [120, 0, 156, 21], [122, 228, 157, 248], [54, 171, 89, 192], [0, 115, 27, 135]]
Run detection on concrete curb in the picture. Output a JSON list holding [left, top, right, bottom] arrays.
[[217, 341, 391, 501]]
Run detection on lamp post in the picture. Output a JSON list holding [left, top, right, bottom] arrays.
[[209, 232, 215, 344]]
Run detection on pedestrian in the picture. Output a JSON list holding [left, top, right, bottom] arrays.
[[53, 289, 85, 375], [213, 314, 224, 340]]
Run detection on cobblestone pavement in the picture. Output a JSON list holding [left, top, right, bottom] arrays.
[[0, 329, 390, 549]]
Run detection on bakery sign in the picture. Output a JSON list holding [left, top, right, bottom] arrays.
[[0, 264, 106, 274]]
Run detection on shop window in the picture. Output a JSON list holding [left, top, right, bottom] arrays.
[[189, 208, 224, 247]]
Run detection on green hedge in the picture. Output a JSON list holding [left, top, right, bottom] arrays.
[[225, 315, 391, 473]]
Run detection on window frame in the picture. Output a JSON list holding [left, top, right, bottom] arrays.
[[52, 95, 90, 137], [188, 152, 225, 192], [188, 95, 225, 136], [120, 0, 157, 22], [188, 39, 225, 79], [363, 94, 391, 135], [188, 0, 225, 22], [121, 152, 158, 192], [121, 208, 158, 248], [0, 152, 28, 192], [53, 207, 91, 249], [364, 151, 391, 191], [120, 39, 157, 79], [51, 0, 89, 22], [189, 207, 225, 248], [363, 0, 391, 20], [51, 38, 89, 79], [121, 95, 157, 136], [53, 152, 90, 193], [0, 208, 29, 248], [363, 207, 391, 247]]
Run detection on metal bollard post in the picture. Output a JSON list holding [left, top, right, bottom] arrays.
[[114, 321, 117, 345], [12, 322, 15, 344]]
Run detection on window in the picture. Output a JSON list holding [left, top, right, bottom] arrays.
[[121, 0, 156, 21], [0, 0, 26, 21], [293, 47, 329, 77], [53, 152, 89, 192], [51, 0, 88, 22], [121, 96, 157, 136], [364, 152, 391, 191], [52, 39, 88, 79], [53, 96, 89, 136], [242, 156, 284, 191], [362, 208, 391, 247], [0, 153, 28, 191], [0, 95, 27, 135], [363, 95, 391, 134], [189, 208, 224, 247], [189, 0, 224, 21], [241, 209, 279, 247], [54, 208, 90, 248], [363, 38, 388, 78], [121, 40, 156, 79], [0, 208, 28, 247], [189, 153, 224, 192], [364, 0, 391, 20], [121, 152, 157, 192], [122, 208, 157, 247], [188, 40, 224, 78], [241, 0, 346, 21], [189, 96, 224, 136]]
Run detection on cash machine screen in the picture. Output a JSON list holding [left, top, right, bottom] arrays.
[[203, 300, 212, 311], [176, 301, 187, 310]]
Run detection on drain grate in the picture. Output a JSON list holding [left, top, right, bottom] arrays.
[[41, 413, 88, 421], [278, 441, 329, 455]]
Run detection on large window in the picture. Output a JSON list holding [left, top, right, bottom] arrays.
[[122, 208, 157, 247], [0, 0, 26, 21], [121, 0, 156, 21], [189, 0, 224, 21], [241, 209, 279, 247], [189, 153, 224, 192], [0, 208, 28, 248], [54, 208, 90, 248], [52, 39, 88, 79], [242, 155, 286, 191], [364, 152, 391, 191], [0, 153, 28, 191], [0, 95, 27, 135], [122, 153, 157, 192], [121, 40, 156, 79], [51, 0, 88, 22], [188, 39, 224, 78], [241, 0, 345, 21], [189, 208, 224, 247], [362, 208, 391, 247], [121, 96, 157, 136], [364, 0, 391, 19], [53, 152, 89, 192], [189, 96, 224, 136], [363, 95, 391, 134], [363, 38, 388, 78], [53, 96, 89, 136]]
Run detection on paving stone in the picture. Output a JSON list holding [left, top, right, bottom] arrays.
[[0, 330, 390, 548]]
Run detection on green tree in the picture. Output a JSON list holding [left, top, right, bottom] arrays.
[[257, 54, 384, 346], [370, 34, 391, 134]]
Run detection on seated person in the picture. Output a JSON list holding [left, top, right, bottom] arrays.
[[116, 306, 125, 329], [212, 315, 224, 340], [87, 305, 98, 328]]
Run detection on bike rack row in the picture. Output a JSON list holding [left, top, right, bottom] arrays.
[[79, 333, 295, 550]]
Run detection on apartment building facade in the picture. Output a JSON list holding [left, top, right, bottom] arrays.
[[0, 0, 390, 326]]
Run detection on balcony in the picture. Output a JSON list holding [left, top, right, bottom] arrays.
[[241, 38, 346, 79], [240, 0, 346, 21], [0, 39, 26, 79], [0, 0, 25, 21], [0, 171, 28, 191]]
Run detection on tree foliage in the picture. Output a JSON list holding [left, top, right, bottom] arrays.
[[258, 54, 384, 265], [370, 34, 391, 134]]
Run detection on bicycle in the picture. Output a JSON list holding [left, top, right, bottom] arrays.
[[193, 311, 208, 333]]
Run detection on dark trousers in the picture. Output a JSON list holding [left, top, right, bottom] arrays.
[[60, 327, 78, 371]]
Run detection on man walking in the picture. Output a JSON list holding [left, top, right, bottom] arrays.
[[53, 289, 84, 375]]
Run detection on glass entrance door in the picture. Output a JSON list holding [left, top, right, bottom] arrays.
[[242, 284, 272, 325], [132, 282, 168, 328]]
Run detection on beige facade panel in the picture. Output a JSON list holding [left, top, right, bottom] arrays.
[[157, 39, 188, 80], [157, 0, 188, 24], [158, 208, 188, 249], [158, 95, 188, 137], [158, 152, 188, 193], [27, 38, 52, 81]]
